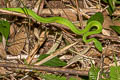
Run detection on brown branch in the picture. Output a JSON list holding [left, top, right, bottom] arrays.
[[0, 62, 88, 76], [0, 9, 27, 17], [90, 34, 120, 42]]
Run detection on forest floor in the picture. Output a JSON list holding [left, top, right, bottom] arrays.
[[0, 0, 120, 80]]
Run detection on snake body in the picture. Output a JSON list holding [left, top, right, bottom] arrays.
[[1, 8, 102, 51]]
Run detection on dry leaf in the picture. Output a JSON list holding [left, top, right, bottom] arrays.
[[61, 9, 77, 22], [104, 57, 112, 65], [9, 23, 16, 38], [7, 28, 26, 55], [113, 20, 120, 26], [26, 31, 48, 64], [34, 28, 40, 40], [102, 29, 110, 36], [0, 67, 7, 75], [103, 15, 113, 29], [0, 43, 6, 59]]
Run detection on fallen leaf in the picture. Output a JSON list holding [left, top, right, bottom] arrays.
[[0, 43, 6, 58], [7, 27, 26, 55], [103, 15, 113, 29], [113, 20, 120, 26], [61, 9, 77, 22], [102, 29, 110, 36]]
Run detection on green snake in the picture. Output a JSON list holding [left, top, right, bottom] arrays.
[[1, 8, 102, 51]]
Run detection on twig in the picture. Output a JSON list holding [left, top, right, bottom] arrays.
[[90, 34, 120, 42], [75, 0, 83, 28], [0, 62, 88, 76], [33, 0, 45, 14], [35, 42, 78, 65], [44, 0, 54, 15], [0, 9, 27, 17]]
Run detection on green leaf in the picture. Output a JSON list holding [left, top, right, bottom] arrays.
[[89, 64, 100, 80], [116, 1, 120, 4], [94, 40, 102, 52], [0, 20, 10, 42], [103, 0, 120, 4], [107, 7, 114, 16], [110, 25, 120, 34], [104, 0, 116, 15], [108, 0, 116, 12], [37, 54, 67, 67], [110, 66, 120, 80], [103, 0, 108, 3], [87, 12, 104, 24]]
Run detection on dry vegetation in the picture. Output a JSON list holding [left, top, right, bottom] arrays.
[[0, 0, 120, 80]]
